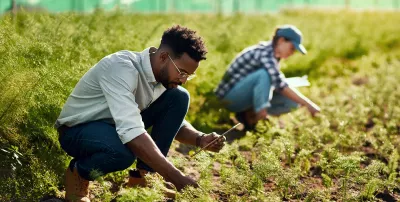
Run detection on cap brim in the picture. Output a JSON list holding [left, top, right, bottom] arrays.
[[293, 42, 307, 55]]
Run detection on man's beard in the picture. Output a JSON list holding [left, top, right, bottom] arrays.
[[159, 65, 181, 89]]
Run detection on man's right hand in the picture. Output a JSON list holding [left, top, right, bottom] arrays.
[[126, 132, 198, 191], [171, 174, 198, 191]]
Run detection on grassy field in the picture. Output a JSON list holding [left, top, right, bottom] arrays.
[[0, 9, 399, 201]]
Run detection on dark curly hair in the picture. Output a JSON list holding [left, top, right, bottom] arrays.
[[160, 25, 207, 62]]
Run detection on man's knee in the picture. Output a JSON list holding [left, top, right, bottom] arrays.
[[165, 86, 190, 110], [112, 149, 136, 171]]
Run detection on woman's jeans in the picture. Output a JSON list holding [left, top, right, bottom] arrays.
[[222, 69, 299, 115], [58, 87, 189, 180]]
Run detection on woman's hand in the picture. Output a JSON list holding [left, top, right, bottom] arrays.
[[307, 103, 321, 116]]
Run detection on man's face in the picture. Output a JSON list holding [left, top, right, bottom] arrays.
[[159, 52, 199, 89]]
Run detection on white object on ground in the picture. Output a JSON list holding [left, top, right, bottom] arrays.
[[285, 75, 310, 87]]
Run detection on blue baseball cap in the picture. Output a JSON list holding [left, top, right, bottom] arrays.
[[276, 25, 307, 55]]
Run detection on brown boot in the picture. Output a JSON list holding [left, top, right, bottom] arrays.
[[127, 169, 176, 199], [65, 167, 90, 202], [127, 169, 148, 187]]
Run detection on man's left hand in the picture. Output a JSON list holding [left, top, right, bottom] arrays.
[[200, 132, 226, 152]]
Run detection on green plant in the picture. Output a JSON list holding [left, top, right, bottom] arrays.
[[0, 9, 399, 201]]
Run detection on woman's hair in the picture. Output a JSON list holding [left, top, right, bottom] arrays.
[[271, 28, 290, 48], [160, 25, 207, 62]]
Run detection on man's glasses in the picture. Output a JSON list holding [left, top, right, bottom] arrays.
[[168, 54, 196, 81]]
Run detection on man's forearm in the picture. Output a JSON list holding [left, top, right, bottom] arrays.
[[125, 132, 184, 183], [175, 125, 202, 146], [175, 125, 225, 153]]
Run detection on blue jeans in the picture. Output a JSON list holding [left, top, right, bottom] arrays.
[[222, 69, 299, 115], [58, 86, 189, 180]]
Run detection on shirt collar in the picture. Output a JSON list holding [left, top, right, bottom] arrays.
[[140, 47, 157, 83]]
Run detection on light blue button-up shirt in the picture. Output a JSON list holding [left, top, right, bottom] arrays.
[[55, 47, 186, 144]]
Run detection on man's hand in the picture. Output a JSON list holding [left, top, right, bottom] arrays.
[[126, 132, 197, 191], [200, 132, 226, 152], [172, 175, 198, 191]]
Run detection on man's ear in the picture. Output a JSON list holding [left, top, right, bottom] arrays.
[[159, 51, 169, 63]]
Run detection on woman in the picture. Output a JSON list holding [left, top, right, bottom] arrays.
[[215, 24, 320, 130]]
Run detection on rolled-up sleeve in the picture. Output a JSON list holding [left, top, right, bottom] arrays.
[[276, 71, 288, 91], [99, 62, 146, 144]]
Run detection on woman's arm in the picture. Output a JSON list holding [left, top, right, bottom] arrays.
[[280, 86, 321, 116]]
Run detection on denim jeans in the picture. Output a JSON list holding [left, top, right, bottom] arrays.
[[222, 68, 299, 115], [59, 86, 189, 180]]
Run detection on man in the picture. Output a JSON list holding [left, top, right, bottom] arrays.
[[55, 25, 225, 202]]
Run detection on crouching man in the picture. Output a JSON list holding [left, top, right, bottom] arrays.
[[55, 25, 225, 202]]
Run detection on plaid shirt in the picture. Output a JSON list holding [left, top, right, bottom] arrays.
[[215, 41, 288, 99]]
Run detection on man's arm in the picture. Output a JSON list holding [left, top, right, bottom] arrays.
[[174, 122, 201, 146], [175, 123, 225, 152], [125, 132, 197, 190], [98, 62, 196, 190], [280, 86, 320, 116]]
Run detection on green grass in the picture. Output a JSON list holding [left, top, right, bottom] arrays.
[[0, 9, 399, 201]]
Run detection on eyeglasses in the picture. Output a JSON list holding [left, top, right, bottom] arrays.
[[168, 54, 196, 81]]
